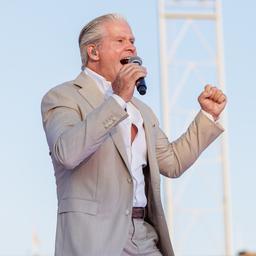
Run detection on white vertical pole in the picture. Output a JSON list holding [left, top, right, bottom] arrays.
[[215, 1, 233, 255], [157, 0, 174, 236]]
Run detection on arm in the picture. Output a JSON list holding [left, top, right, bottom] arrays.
[[156, 111, 224, 178], [41, 87, 127, 170], [156, 84, 227, 177]]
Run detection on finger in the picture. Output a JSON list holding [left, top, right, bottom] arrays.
[[210, 88, 222, 101], [209, 88, 226, 103], [117, 64, 145, 82], [120, 63, 145, 73], [128, 68, 147, 80], [204, 84, 213, 93], [122, 65, 147, 81], [219, 99, 227, 111], [217, 93, 227, 104], [199, 89, 211, 100], [202, 84, 214, 99], [205, 86, 217, 97]]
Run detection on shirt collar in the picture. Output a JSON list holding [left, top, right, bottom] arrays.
[[84, 67, 113, 97]]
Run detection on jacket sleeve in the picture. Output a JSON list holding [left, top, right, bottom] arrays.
[[41, 87, 128, 170], [155, 111, 224, 178]]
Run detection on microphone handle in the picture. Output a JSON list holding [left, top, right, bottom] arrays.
[[128, 56, 147, 95], [136, 78, 147, 95]]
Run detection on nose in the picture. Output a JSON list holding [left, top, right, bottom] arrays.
[[126, 41, 136, 55]]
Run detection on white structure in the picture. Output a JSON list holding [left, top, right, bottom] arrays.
[[157, 0, 233, 255], [31, 229, 41, 256]]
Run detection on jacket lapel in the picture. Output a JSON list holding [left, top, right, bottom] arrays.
[[74, 72, 130, 172], [110, 129, 131, 172], [74, 72, 105, 109]]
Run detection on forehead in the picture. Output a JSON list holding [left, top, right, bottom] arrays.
[[102, 20, 134, 38]]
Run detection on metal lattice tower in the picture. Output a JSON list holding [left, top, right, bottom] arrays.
[[157, 0, 233, 255]]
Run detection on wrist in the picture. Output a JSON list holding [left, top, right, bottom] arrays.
[[201, 110, 219, 122], [111, 94, 127, 109]]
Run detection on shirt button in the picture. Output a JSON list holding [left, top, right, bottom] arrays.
[[125, 209, 130, 216]]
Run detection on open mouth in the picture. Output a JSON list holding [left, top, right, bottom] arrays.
[[120, 56, 142, 66], [120, 57, 130, 65]]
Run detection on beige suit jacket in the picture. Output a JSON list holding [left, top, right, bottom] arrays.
[[41, 72, 224, 256]]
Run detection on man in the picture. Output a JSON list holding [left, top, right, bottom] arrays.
[[41, 14, 226, 256]]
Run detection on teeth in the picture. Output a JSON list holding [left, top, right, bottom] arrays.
[[120, 58, 130, 65]]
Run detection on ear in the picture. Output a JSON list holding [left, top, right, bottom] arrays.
[[87, 45, 99, 61]]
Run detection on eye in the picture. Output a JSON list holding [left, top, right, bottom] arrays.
[[130, 39, 135, 45], [117, 39, 123, 43]]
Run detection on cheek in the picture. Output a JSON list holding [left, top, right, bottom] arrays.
[[111, 43, 125, 56]]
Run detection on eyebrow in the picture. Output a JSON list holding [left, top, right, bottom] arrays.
[[114, 35, 135, 41]]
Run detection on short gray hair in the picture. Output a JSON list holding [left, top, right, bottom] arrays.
[[79, 13, 127, 70]]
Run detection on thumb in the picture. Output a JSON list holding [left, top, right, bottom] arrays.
[[198, 89, 210, 102]]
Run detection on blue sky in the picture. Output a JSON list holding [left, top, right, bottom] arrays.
[[0, 0, 255, 255]]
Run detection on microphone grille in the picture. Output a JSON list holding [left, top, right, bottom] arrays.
[[128, 56, 142, 66]]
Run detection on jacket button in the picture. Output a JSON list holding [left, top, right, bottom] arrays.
[[127, 178, 132, 184]]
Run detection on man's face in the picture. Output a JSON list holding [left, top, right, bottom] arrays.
[[96, 20, 137, 82]]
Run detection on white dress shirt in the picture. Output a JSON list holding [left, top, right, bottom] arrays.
[[84, 68, 148, 207]]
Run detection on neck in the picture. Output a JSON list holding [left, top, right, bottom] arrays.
[[86, 62, 113, 83]]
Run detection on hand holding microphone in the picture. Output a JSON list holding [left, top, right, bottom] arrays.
[[112, 56, 147, 102], [120, 56, 147, 95]]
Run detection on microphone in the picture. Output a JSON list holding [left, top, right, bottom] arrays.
[[120, 56, 147, 95]]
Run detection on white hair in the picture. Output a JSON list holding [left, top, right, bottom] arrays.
[[79, 13, 127, 70]]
